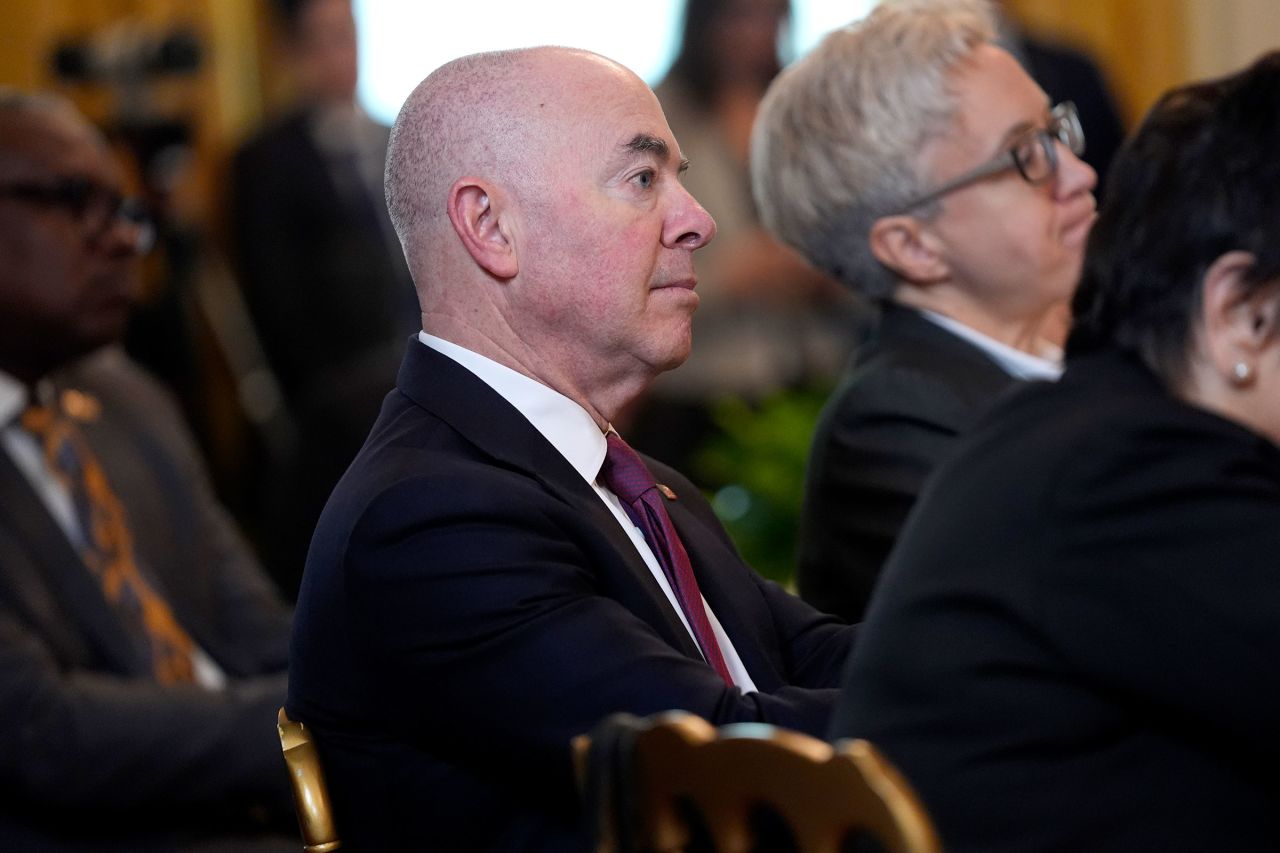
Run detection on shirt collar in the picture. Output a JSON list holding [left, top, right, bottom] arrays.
[[917, 309, 1063, 380], [0, 369, 28, 428], [417, 332, 607, 483]]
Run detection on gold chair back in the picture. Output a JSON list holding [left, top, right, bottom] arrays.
[[277, 707, 342, 852], [574, 710, 940, 853]]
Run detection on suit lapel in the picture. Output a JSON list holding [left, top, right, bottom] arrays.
[[0, 448, 151, 675], [394, 342, 705, 661], [878, 304, 1023, 407]]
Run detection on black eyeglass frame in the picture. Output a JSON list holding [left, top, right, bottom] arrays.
[[894, 101, 1086, 214], [0, 175, 155, 252]]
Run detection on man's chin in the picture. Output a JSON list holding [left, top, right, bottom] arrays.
[[655, 349, 691, 379]]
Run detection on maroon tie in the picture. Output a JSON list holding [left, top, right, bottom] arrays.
[[599, 431, 733, 685]]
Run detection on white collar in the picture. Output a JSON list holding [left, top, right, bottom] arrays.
[[0, 369, 29, 428], [917, 309, 1063, 380], [417, 332, 607, 483]]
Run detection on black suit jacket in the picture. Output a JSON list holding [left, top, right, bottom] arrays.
[[797, 303, 1020, 621], [229, 110, 415, 398], [0, 349, 295, 852], [830, 348, 1280, 851], [288, 340, 855, 851], [230, 110, 419, 592]]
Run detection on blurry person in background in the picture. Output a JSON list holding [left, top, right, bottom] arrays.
[[229, 0, 416, 596], [752, 0, 1096, 621], [832, 50, 1280, 852], [627, 0, 861, 476], [0, 89, 294, 853]]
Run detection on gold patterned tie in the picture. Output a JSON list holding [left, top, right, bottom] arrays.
[[21, 399, 197, 683]]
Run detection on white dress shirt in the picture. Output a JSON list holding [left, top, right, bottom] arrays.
[[419, 332, 758, 691], [919, 309, 1064, 380]]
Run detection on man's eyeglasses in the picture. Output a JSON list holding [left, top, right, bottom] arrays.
[[0, 176, 156, 253], [895, 101, 1085, 213]]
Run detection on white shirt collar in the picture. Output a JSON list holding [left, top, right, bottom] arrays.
[[417, 333, 759, 691], [417, 332, 607, 483], [0, 369, 29, 428], [917, 309, 1063, 380]]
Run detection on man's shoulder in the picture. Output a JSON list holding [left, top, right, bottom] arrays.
[[333, 391, 584, 528], [59, 348, 181, 426]]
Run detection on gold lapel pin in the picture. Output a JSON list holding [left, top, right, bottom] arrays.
[[656, 484, 677, 500], [60, 389, 102, 422]]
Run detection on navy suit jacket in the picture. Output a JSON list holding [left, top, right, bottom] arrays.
[[289, 340, 854, 851], [797, 303, 1021, 622]]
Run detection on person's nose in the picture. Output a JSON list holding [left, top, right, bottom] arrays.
[[663, 184, 717, 250], [1055, 142, 1097, 200], [95, 208, 154, 257]]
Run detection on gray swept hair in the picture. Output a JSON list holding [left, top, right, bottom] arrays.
[[750, 0, 996, 298]]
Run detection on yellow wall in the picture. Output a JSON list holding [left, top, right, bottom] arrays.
[[1006, 0, 1190, 127], [4, 1, 1274, 225], [0, 0, 264, 225]]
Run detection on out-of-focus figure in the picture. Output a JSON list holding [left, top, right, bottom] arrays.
[[753, 0, 1096, 621], [994, 0, 1126, 191], [0, 88, 294, 853], [229, 0, 416, 594], [628, 0, 860, 474], [833, 49, 1280, 852]]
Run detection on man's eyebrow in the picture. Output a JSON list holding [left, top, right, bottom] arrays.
[[625, 133, 669, 160], [620, 133, 689, 173]]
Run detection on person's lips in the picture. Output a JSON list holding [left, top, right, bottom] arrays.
[[652, 277, 697, 292], [1061, 197, 1098, 248]]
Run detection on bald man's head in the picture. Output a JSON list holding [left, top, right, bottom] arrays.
[[384, 47, 640, 258]]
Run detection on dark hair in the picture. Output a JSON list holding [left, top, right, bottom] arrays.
[[1068, 50, 1280, 386], [668, 0, 791, 108], [273, 0, 338, 33]]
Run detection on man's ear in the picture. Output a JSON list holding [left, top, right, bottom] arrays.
[[868, 214, 949, 284], [447, 179, 518, 279], [1199, 250, 1277, 386]]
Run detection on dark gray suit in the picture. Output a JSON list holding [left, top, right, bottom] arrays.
[[0, 348, 294, 852], [797, 303, 1020, 621], [230, 110, 418, 595]]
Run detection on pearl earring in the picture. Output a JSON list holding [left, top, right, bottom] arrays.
[[1232, 361, 1253, 384]]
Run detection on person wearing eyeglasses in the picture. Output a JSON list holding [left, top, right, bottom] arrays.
[[751, 0, 1097, 622], [833, 50, 1280, 851], [0, 89, 297, 852]]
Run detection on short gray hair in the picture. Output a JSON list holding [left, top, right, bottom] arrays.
[[750, 0, 996, 298]]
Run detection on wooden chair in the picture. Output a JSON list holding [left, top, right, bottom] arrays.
[[573, 711, 941, 853], [277, 707, 342, 852]]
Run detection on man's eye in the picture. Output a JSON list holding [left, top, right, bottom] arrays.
[[632, 170, 655, 189]]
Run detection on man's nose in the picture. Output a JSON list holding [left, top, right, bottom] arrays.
[[665, 186, 717, 250]]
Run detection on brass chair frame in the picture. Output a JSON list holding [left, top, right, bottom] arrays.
[[574, 710, 940, 853], [277, 707, 342, 852]]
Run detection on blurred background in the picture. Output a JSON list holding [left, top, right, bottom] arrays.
[[2, 0, 1273, 591]]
